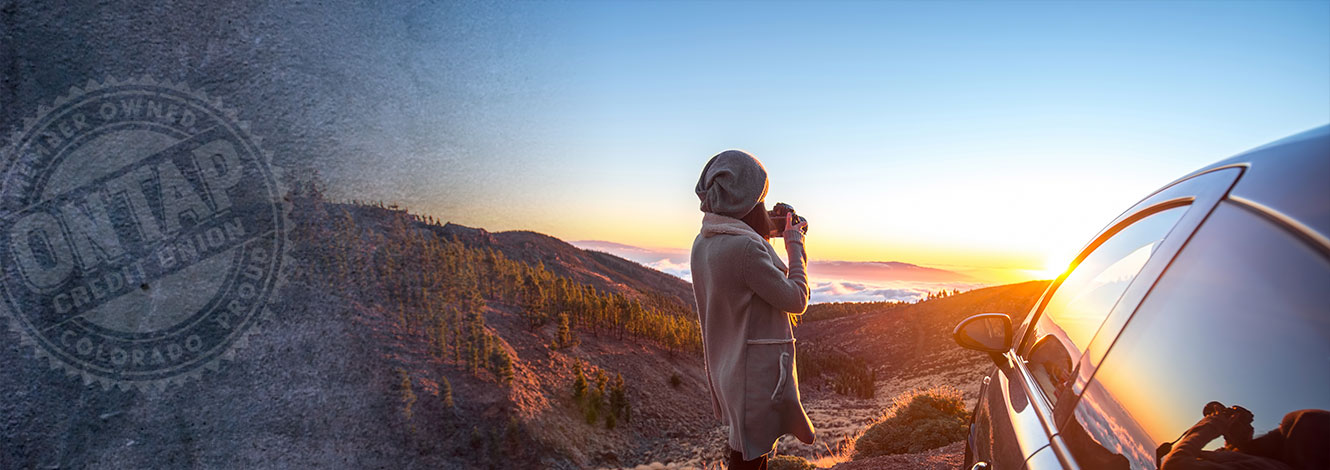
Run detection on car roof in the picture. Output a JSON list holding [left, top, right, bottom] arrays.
[[1178, 124, 1330, 251]]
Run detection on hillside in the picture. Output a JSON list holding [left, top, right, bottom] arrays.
[[0, 185, 1051, 469], [287, 194, 719, 468]]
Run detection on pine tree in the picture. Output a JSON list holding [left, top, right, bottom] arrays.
[[479, 333, 493, 370], [609, 373, 628, 424], [504, 415, 521, 448], [585, 368, 608, 427], [436, 317, 449, 359], [584, 398, 599, 425], [469, 426, 484, 450], [398, 369, 417, 424], [586, 386, 602, 425], [452, 319, 464, 361], [463, 288, 486, 316], [572, 361, 587, 403], [440, 375, 455, 411], [522, 273, 547, 328], [595, 369, 608, 397], [491, 342, 514, 385], [555, 312, 574, 348]]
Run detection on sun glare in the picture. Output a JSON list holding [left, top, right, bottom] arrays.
[[1032, 254, 1073, 280]]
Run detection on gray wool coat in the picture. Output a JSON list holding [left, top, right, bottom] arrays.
[[691, 212, 816, 460]]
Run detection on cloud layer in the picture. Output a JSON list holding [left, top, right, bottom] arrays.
[[573, 240, 988, 303], [644, 258, 691, 280], [808, 279, 985, 303]]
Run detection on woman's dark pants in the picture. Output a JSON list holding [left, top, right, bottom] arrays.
[[727, 449, 767, 470]]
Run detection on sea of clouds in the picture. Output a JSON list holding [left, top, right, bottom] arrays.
[[573, 240, 987, 304]]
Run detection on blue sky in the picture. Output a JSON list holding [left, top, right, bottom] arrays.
[[322, 0, 1329, 290]]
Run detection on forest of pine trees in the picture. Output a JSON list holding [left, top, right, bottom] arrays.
[[297, 194, 703, 390], [799, 348, 876, 399], [570, 361, 631, 429], [921, 288, 963, 302], [281, 186, 667, 465]]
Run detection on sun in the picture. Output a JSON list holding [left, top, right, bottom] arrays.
[[1029, 253, 1073, 280]]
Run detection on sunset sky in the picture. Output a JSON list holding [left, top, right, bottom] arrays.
[[317, 1, 1330, 300]]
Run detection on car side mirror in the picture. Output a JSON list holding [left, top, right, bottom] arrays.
[[953, 313, 1013, 366]]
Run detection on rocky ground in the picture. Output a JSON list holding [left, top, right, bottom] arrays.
[[827, 441, 965, 470]]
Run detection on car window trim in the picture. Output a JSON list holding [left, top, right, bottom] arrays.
[[1046, 434, 1082, 470], [1229, 194, 1330, 259], [1003, 347, 1098, 470], [1005, 348, 1065, 447]]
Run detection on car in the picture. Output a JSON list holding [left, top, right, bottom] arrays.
[[952, 125, 1330, 470]]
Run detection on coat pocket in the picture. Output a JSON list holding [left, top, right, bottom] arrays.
[[744, 338, 796, 403]]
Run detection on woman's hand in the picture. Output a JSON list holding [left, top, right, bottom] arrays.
[[784, 213, 808, 244]]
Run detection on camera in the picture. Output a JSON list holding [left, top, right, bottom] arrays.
[[767, 202, 808, 238], [1204, 401, 1254, 425]]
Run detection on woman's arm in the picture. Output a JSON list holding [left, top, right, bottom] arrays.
[[740, 215, 810, 314], [1161, 415, 1230, 470]]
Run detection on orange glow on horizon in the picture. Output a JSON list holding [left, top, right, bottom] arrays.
[[430, 195, 1080, 286], [550, 225, 1055, 285]]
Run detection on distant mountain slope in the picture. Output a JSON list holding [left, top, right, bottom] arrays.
[[570, 240, 687, 263], [437, 226, 697, 313]]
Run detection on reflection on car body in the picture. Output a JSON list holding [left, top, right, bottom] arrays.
[[951, 125, 1330, 470], [1158, 404, 1330, 470]]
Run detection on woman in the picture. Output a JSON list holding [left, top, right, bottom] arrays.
[[691, 150, 815, 470]]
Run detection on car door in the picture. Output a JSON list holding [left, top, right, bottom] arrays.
[[968, 167, 1242, 470]]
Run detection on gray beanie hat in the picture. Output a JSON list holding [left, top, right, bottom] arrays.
[[695, 150, 769, 218]]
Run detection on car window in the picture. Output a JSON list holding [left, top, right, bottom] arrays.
[[1023, 206, 1187, 406], [1064, 202, 1330, 469]]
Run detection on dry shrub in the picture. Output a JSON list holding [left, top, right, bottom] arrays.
[[768, 454, 817, 470], [852, 386, 969, 460]]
